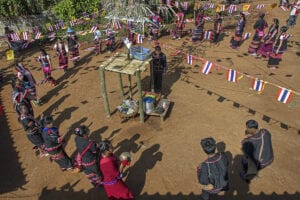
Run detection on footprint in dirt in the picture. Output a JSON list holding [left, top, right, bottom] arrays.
[[217, 73, 223, 75], [269, 73, 276, 76], [237, 55, 243, 57], [296, 52, 300, 57], [243, 53, 249, 56], [225, 57, 232, 60], [216, 59, 222, 62], [285, 74, 293, 77]]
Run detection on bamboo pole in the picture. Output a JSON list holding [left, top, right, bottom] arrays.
[[99, 66, 111, 117], [150, 60, 155, 92], [128, 74, 133, 99], [118, 73, 125, 99], [136, 69, 144, 123]]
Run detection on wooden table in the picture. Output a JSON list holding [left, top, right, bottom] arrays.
[[146, 98, 171, 122]]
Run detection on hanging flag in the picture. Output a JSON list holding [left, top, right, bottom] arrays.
[[22, 32, 28, 40], [256, 4, 264, 9], [243, 32, 251, 40], [276, 88, 294, 104], [186, 54, 193, 65], [228, 5, 237, 13], [204, 31, 213, 40], [6, 50, 14, 61], [114, 21, 122, 29], [35, 32, 41, 40], [251, 78, 265, 92], [22, 42, 29, 49], [175, 1, 179, 7], [54, 24, 60, 30], [183, 2, 188, 10], [243, 4, 251, 11], [70, 20, 75, 27], [227, 69, 237, 82], [209, 3, 215, 8], [216, 4, 226, 12], [48, 25, 54, 32], [136, 34, 143, 44], [10, 33, 20, 41], [59, 20, 65, 29], [89, 25, 97, 33], [201, 61, 213, 75]]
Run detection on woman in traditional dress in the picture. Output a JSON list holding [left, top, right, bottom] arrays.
[[192, 9, 205, 42], [66, 28, 80, 65], [99, 140, 134, 200], [54, 38, 68, 72], [230, 12, 246, 49], [94, 30, 102, 55], [257, 18, 279, 58], [172, 8, 185, 40], [248, 13, 268, 56], [212, 12, 223, 43], [37, 49, 56, 86], [267, 26, 289, 69]]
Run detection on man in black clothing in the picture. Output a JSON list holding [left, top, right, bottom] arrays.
[[150, 46, 167, 93], [74, 125, 102, 187], [197, 137, 229, 200], [240, 120, 274, 183], [41, 116, 78, 173]]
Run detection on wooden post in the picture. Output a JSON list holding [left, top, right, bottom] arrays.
[[118, 73, 124, 99], [150, 60, 155, 92], [136, 69, 144, 123], [99, 66, 111, 117], [128, 74, 133, 99]]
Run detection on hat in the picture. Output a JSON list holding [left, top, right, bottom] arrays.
[[200, 137, 216, 154], [74, 125, 88, 137], [259, 12, 265, 18], [67, 27, 74, 33], [280, 26, 288, 33], [246, 120, 258, 129]]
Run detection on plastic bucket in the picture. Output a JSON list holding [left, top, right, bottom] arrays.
[[143, 97, 155, 114]]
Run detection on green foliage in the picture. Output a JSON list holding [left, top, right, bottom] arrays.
[[52, 0, 100, 22]]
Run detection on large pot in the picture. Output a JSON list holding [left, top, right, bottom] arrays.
[[143, 97, 155, 114]]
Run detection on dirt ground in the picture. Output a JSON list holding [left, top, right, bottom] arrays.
[[0, 3, 300, 200]]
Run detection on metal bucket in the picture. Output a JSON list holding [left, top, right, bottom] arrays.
[[143, 97, 155, 114]]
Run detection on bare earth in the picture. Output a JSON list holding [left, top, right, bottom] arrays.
[[0, 4, 299, 200]]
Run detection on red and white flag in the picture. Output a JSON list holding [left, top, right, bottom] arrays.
[[227, 69, 237, 82], [136, 34, 143, 44], [201, 61, 213, 75], [114, 21, 122, 29], [186, 54, 193, 65], [256, 4, 264, 9], [228, 5, 237, 13], [276, 88, 294, 104], [251, 78, 265, 92], [35, 32, 42, 40], [22, 31, 28, 40], [89, 26, 97, 33]]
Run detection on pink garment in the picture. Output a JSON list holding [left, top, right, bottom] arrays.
[[100, 155, 133, 200]]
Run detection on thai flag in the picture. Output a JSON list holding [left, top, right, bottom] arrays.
[[183, 2, 188, 11], [252, 78, 265, 92], [83, 12, 88, 18], [256, 4, 264, 9], [89, 26, 97, 33], [186, 54, 193, 65], [227, 69, 237, 82], [228, 5, 237, 13], [54, 24, 60, 30], [209, 3, 214, 8], [114, 21, 121, 29], [22, 42, 29, 49], [280, 6, 288, 11], [48, 25, 54, 32], [23, 32, 28, 40], [276, 88, 294, 104], [136, 34, 143, 44], [59, 20, 65, 28], [11, 33, 20, 41], [175, 1, 179, 8], [243, 32, 251, 40], [35, 32, 41, 40], [201, 61, 213, 75], [204, 31, 213, 40], [70, 20, 75, 27]]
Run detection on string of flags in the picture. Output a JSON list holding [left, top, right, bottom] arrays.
[[160, 42, 299, 105]]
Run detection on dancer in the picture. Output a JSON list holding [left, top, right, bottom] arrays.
[[99, 140, 133, 200], [172, 8, 185, 40], [106, 25, 115, 53], [257, 18, 279, 58], [230, 12, 246, 49], [212, 12, 223, 43], [197, 137, 229, 200], [286, 0, 300, 27], [54, 38, 68, 72], [74, 125, 102, 187], [149, 11, 162, 41], [267, 26, 290, 69], [240, 120, 274, 183], [248, 13, 268, 56], [192, 9, 205, 42], [41, 116, 79, 173], [94, 30, 102, 55], [37, 49, 56, 86], [66, 28, 80, 65]]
